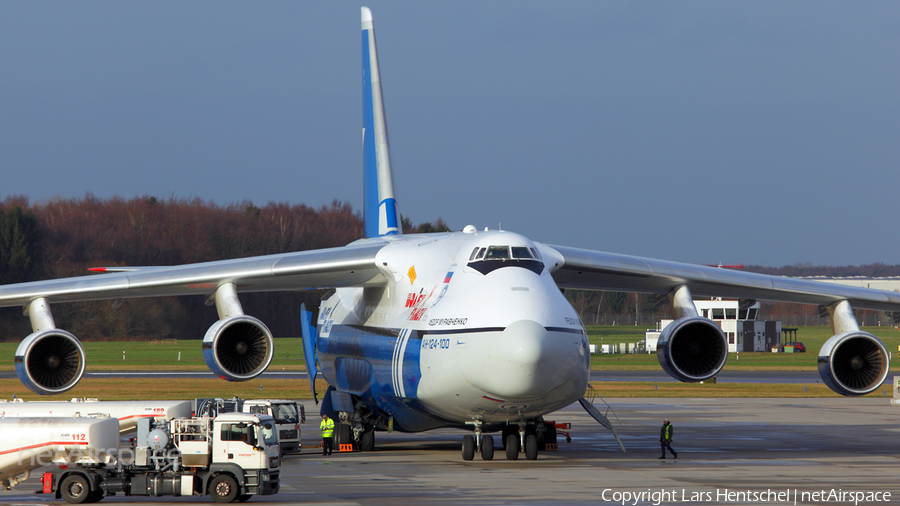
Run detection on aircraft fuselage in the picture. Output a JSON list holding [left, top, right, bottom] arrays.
[[316, 230, 590, 432]]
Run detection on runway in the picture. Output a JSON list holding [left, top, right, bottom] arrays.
[[0, 370, 835, 383], [3, 397, 898, 505]]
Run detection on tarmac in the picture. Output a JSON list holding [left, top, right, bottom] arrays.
[[0, 370, 847, 384], [3, 397, 899, 505]]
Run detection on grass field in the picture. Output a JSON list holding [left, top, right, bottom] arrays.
[[0, 325, 897, 401], [587, 325, 900, 371], [1, 326, 897, 373], [0, 338, 308, 372]]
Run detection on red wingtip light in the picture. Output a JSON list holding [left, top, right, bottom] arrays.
[[88, 268, 106, 272]]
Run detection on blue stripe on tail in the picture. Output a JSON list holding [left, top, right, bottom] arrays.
[[362, 29, 380, 238], [362, 9, 402, 238]]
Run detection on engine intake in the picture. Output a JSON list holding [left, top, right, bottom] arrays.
[[15, 330, 86, 395], [202, 315, 274, 381], [818, 331, 889, 396], [657, 317, 727, 382]]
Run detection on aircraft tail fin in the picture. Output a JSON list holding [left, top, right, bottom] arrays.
[[362, 7, 402, 238]]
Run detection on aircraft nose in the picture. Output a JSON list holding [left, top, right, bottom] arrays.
[[463, 320, 585, 399]]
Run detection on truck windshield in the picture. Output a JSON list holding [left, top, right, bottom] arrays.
[[272, 404, 299, 424], [258, 422, 278, 446]]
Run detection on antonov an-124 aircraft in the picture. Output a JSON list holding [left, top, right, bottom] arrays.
[[2, 8, 898, 461]]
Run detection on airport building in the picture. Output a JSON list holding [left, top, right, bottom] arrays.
[[645, 299, 782, 353]]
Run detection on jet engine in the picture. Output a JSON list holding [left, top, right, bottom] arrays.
[[817, 331, 889, 396], [15, 329, 86, 395], [657, 316, 727, 382], [202, 315, 274, 381]]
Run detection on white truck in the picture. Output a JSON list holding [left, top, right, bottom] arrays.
[[242, 400, 304, 453], [194, 398, 304, 453], [0, 398, 191, 433], [38, 413, 280, 503], [0, 416, 118, 491]]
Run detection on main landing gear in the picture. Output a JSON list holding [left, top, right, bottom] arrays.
[[335, 407, 377, 452], [462, 419, 555, 461]]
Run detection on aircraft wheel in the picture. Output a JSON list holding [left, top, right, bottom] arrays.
[[505, 434, 519, 460], [60, 474, 90, 504], [501, 426, 515, 449], [481, 435, 494, 460], [359, 424, 375, 452], [525, 434, 539, 460], [461, 435, 475, 460]]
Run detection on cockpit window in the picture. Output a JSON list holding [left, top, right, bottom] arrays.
[[484, 246, 510, 260], [511, 247, 532, 259], [466, 243, 544, 275], [469, 247, 480, 261]]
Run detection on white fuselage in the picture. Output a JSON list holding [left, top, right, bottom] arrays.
[[316, 230, 589, 429]]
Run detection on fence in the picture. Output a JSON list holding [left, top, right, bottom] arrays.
[[576, 311, 892, 327]]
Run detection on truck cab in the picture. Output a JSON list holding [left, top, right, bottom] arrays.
[[241, 399, 304, 453], [210, 413, 281, 497]]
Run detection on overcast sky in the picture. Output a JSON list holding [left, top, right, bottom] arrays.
[[1, 1, 897, 267]]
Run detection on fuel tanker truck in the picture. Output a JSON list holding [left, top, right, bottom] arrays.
[[36, 412, 280, 503], [0, 398, 191, 433], [0, 415, 118, 491]]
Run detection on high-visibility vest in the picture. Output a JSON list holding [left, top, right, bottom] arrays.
[[664, 424, 672, 441], [320, 418, 335, 438]]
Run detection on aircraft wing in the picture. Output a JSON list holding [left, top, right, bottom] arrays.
[[0, 241, 388, 307], [543, 244, 900, 312]]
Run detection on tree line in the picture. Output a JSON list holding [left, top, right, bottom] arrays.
[[0, 194, 893, 341], [565, 263, 900, 327], [0, 195, 448, 342]]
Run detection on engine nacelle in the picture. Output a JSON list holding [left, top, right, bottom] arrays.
[[202, 315, 274, 381], [15, 330, 86, 395], [818, 331, 889, 396], [657, 317, 727, 382]]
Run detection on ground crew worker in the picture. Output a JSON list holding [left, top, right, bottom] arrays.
[[659, 418, 677, 460], [320, 414, 335, 455]]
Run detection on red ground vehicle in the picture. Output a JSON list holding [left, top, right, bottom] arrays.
[[783, 342, 806, 353]]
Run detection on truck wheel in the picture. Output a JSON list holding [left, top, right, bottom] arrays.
[[237, 494, 252, 502], [60, 475, 91, 504], [209, 475, 239, 503]]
